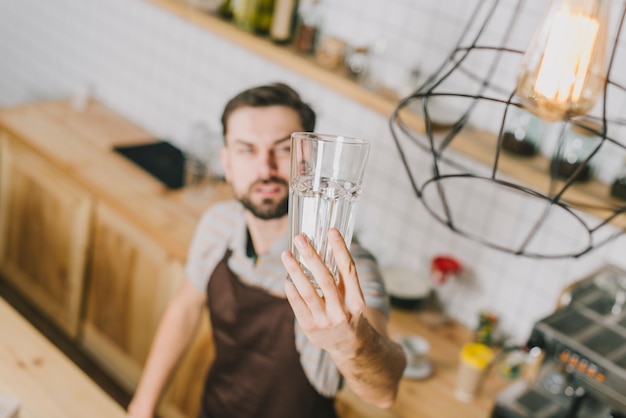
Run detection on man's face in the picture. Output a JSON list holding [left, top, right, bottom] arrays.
[[221, 105, 303, 220]]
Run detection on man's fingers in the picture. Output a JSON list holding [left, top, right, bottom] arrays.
[[292, 234, 343, 312], [283, 277, 313, 325], [281, 249, 325, 313], [328, 229, 365, 314]]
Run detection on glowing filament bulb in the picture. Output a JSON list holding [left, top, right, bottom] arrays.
[[517, 0, 609, 121]]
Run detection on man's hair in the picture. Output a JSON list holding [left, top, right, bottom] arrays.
[[221, 82, 316, 136]]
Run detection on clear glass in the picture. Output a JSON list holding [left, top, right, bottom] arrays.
[[550, 119, 602, 182], [183, 122, 220, 203], [287, 132, 370, 287], [501, 106, 546, 156], [517, 0, 609, 121]]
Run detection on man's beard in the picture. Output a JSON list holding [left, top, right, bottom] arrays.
[[239, 178, 289, 220]]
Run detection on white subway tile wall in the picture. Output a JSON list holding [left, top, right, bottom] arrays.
[[1, 0, 626, 344]]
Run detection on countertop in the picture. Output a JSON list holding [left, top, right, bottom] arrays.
[[0, 99, 231, 262], [0, 297, 127, 418]]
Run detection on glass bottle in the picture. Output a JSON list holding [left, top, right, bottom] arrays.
[[270, 0, 297, 44], [254, 0, 275, 35], [218, 0, 234, 20], [232, 0, 259, 32]]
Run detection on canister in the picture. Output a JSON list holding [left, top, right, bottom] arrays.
[[455, 342, 495, 402]]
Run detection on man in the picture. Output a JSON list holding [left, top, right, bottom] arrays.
[[127, 83, 406, 418]]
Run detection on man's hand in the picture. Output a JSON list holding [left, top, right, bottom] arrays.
[[281, 228, 406, 408], [281, 228, 365, 355]]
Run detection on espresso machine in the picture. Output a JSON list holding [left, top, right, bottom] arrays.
[[492, 265, 626, 418]]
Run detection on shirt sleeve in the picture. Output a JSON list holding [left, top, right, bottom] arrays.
[[351, 238, 390, 317], [185, 201, 242, 290]]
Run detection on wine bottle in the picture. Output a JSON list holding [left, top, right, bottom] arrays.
[[255, 0, 275, 35], [218, 0, 234, 20], [270, 0, 297, 44], [233, 0, 259, 32]]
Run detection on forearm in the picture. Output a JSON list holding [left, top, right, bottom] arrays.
[[330, 315, 406, 409], [128, 289, 204, 417]]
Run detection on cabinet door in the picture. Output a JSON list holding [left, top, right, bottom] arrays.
[[0, 134, 93, 338], [82, 201, 178, 389], [82, 202, 214, 414]]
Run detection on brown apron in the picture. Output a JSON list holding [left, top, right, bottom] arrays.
[[199, 250, 337, 418]]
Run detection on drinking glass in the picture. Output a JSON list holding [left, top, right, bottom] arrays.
[[287, 132, 371, 287], [183, 122, 220, 203]]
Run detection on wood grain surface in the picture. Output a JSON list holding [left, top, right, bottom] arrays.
[[0, 298, 127, 418]]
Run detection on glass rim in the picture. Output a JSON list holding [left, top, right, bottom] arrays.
[[291, 132, 370, 146]]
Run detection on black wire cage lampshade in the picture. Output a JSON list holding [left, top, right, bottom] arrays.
[[390, 0, 626, 259]]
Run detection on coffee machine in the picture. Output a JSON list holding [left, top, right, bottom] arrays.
[[491, 265, 626, 418]]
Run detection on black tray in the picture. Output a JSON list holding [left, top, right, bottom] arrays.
[[114, 141, 185, 189]]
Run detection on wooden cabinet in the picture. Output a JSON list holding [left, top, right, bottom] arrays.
[[0, 134, 93, 338], [82, 201, 213, 418], [0, 101, 223, 418], [160, 289, 214, 418]]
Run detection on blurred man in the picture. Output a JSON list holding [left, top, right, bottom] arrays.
[[127, 83, 406, 418]]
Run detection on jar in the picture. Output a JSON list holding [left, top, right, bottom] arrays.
[[501, 107, 545, 156], [455, 342, 495, 402], [315, 36, 346, 70], [610, 158, 626, 200], [345, 46, 370, 81], [473, 311, 498, 345], [549, 120, 602, 182], [294, 0, 322, 53]]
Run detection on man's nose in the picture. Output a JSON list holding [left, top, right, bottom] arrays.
[[257, 151, 278, 178]]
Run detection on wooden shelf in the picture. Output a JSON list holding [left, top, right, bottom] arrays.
[[147, 0, 626, 229], [147, 0, 404, 117], [455, 129, 626, 227]]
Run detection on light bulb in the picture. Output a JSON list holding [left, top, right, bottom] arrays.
[[517, 0, 609, 121]]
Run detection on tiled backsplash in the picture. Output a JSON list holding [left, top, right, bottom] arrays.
[[2, 0, 626, 344]]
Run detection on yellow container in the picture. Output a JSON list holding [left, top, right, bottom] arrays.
[[455, 343, 495, 402]]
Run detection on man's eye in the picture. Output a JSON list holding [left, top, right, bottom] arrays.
[[276, 146, 291, 155], [238, 147, 254, 154]]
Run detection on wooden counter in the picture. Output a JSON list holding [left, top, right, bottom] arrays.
[[0, 99, 231, 262], [0, 297, 127, 418]]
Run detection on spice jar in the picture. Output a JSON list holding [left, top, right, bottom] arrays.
[[345, 46, 370, 81], [550, 120, 602, 182], [315, 36, 346, 70], [501, 107, 545, 156], [473, 311, 498, 345], [294, 0, 322, 53]]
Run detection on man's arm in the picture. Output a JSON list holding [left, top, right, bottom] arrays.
[[282, 229, 406, 409], [127, 280, 207, 418]]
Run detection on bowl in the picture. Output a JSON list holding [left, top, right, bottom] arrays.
[[382, 267, 432, 310]]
